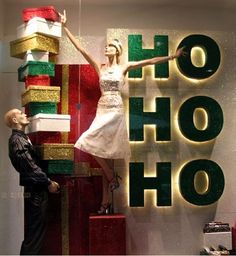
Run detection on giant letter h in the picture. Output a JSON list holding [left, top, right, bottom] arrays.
[[128, 34, 169, 78], [129, 162, 172, 206], [129, 97, 171, 141]]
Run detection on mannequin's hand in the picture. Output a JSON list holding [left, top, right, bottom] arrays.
[[175, 46, 187, 58], [59, 9, 67, 26]]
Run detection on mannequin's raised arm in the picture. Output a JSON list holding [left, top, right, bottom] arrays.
[[123, 47, 185, 76], [59, 10, 100, 74]]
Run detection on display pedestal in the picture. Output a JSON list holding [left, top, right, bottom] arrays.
[[89, 214, 126, 255], [203, 232, 232, 250]]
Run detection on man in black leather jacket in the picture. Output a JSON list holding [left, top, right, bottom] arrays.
[[4, 108, 60, 255]]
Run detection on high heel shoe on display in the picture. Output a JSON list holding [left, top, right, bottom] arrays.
[[97, 203, 111, 215], [109, 172, 122, 192]]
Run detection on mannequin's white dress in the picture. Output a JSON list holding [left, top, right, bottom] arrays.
[[74, 65, 131, 159]]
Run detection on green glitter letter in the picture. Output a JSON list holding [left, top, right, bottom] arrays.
[[129, 162, 172, 206], [128, 34, 169, 78], [176, 34, 221, 79], [178, 96, 224, 141], [129, 97, 171, 141], [179, 159, 225, 205]]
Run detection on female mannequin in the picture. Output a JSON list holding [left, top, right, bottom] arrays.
[[59, 10, 185, 214]]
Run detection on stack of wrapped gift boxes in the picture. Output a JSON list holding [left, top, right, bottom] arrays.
[[10, 6, 74, 175], [9, 7, 120, 255]]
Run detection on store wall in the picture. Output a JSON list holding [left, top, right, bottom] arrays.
[[0, 0, 24, 251], [1, 0, 236, 255], [0, 0, 3, 39]]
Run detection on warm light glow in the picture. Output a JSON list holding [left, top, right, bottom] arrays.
[[193, 108, 208, 130], [130, 141, 145, 144], [194, 170, 209, 194], [145, 190, 157, 206], [128, 77, 145, 82], [129, 125, 155, 143], [129, 125, 173, 144], [172, 67, 209, 84], [128, 65, 169, 81], [174, 162, 188, 184], [191, 46, 206, 67], [148, 96, 158, 112], [154, 78, 168, 81], [126, 166, 130, 206]]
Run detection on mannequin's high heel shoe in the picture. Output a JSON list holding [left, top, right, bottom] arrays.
[[109, 172, 122, 192], [97, 203, 111, 215]]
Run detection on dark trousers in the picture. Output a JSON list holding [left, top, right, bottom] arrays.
[[20, 189, 48, 255]]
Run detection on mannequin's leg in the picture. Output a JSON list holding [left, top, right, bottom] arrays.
[[93, 156, 116, 213]]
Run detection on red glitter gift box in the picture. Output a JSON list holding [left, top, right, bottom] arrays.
[[41, 175, 102, 255], [22, 6, 59, 22], [28, 131, 61, 145], [25, 75, 50, 88]]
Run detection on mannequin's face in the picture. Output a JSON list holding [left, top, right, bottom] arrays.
[[13, 109, 30, 126], [105, 44, 117, 57]]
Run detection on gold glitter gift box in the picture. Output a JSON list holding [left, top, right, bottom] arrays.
[[21, 86, 60, 106], [10, 32, 59, 59], [90, 167, 103, 176], [74, 162, 103, 177], [74, 162, 91, 176], [36, 143, 74, 160]]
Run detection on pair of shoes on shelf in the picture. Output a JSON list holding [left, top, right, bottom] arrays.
[[200, 245, 229, 255], [109, 172, 122, 192], [97, 203, 112, 215]]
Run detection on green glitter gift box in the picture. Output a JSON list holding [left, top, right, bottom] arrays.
[[18, 60, 55, 82], [47, 160, 74, 175], [27, 102, 58, 116]]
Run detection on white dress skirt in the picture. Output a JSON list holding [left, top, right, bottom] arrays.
[[74, 66, 131, 159]]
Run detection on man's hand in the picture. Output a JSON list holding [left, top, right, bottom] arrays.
[[48, 181, 60, 193]]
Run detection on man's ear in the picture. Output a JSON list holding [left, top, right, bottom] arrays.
[[12, 117, 18, 124]]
